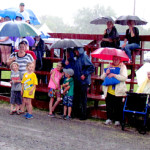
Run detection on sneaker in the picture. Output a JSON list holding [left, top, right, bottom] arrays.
[[23, 113, 29, 118], [65, 116, 71, 120], [26, 114, 33, 119], [61, 115, 66, 119], [105, 119, 112, 125], [114, 121, 120, 126], [48, 114, 55, 118]]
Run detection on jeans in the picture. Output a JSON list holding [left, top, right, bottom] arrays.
[[122, 43, 140, 60], [35, 50, 43, 70]]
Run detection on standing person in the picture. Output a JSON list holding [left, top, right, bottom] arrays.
[[48, 62, 64, 117], [101, 21, 120, 48], [0, 17, 12, 67], [62, 68, 74, 120], [73, 47, 95, 120], [101, 56, 127, 126], [21, 62, 38, 119], [7, 41, 34, 78], [18, 3, 30, 23], [121, 20, 140, 62], [9, 62, 22, 115], [32, 36, 45, 70]]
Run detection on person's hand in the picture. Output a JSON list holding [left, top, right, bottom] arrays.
[[104, 29, 106, 34], [121, 43, 126, 48], [107, 73, 116, 78], [65, 60, 69, 65], [55, 84, 59, 89], [29, 90, 33, 95], [10, 57, 16, 62], [21, 90, 23, 96], [106, 69, 110, 75], [66, 82, 69, 86], [81, 75, 85, 80]]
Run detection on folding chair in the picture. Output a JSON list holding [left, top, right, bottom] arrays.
[[122, 92, 149, 134]]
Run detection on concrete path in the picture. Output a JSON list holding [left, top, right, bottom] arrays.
[[0, 104, 149, 150]]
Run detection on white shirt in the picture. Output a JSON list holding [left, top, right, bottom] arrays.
[[20, 10, 30, 22]]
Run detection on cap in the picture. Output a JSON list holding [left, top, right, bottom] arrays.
[[63, 68, 74, 76], [20, 3, 25, 6]]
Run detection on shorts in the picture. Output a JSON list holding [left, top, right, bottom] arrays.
[[48, 88, 61, 98], [63, 95, 73, 107], [10, 91, 22, 105]]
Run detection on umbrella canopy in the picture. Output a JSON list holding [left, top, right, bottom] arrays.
[[90, 16, 114, 25], [136, 63, 150, 86], [115, 15, 147, 25], [91, 47, 129, 61], [0, 21, 40, 37], [0, 10, 24, 20], [50, 39, 83, 49], [3, 8, 40, 25]]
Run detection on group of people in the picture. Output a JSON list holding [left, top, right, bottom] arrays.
[[101, 20, 140, 62]]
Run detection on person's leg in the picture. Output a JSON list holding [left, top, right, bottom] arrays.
[[20, 98, 25, 113], [68, 107, 72, 117], [5, 45, 11, 64], [105, 93, 114, 121], [52, 97, 62, 112], [26, 98, 32, 114], [0, 45, 5, 65], [80, 84, 88, 120], [123, 43, 140, 60], [49, 97, 54, 115], [64, 106, 67, 116]]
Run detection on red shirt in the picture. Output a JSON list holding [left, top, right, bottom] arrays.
[[15, 50, 37, 60]]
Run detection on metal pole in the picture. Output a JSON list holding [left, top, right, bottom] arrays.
[[133, 0, 136, 15]]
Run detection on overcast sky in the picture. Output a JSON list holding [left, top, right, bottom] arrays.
[[1, 0, 150, 27]]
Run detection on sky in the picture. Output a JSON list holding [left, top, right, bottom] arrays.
[[1, 0, 150, 28]]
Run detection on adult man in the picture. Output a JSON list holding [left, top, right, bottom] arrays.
[[19, 3, 30, 23], [73, 47, 94, 120]]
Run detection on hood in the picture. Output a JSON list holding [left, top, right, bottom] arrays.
[[76, 47, 84, 56]]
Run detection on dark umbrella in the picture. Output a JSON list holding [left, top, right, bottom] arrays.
[[50, 39, 83, 49], [90, 16, 114, 25], [115, 15, 147, 25], [0, 21, 40, 37]]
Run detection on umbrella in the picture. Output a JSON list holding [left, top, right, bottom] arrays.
[[115, 15, 147, 25], [3, 8, 40, 25], [136, 63, 150, 86], [50, 39, 83, 49], [0, 10, 24, 20], [90, 16, 114, 25], [0, 21, 40, 37], [91, 47, 129, 61]]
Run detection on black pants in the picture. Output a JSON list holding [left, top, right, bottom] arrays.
[[73, 83, 88, 119], [105, 93, 123, 122]]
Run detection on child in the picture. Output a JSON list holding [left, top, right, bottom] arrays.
[[137, 71, 150, 94], [48, 62, 64, 117], [62, 68, 74, 120], [10, 62, 22, 115], [21, 62, 38, 119]]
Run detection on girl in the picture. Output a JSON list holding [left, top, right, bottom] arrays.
[[21, 62, 38, 119], [48, 62, 64, 117]]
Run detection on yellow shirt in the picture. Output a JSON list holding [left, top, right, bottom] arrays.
[[22, 72, 38, 98]]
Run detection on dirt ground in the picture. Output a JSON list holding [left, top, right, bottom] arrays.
[[0, 103, 150, 150]]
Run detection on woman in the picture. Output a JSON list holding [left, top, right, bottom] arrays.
[[101, 21, 120, 48], [121, 20, 140, 61], [0, 17, 12, 67], [101, 56, 127, 126], [7, 41, 34, 78]]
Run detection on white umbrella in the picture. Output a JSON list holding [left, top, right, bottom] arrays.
[[136, 63, 150, 86]]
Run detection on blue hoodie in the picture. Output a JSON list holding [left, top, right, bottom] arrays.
[[74, 48, 95, 85]]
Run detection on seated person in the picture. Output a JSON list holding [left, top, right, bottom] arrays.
[[101, 21, 120, 48], [137, 71, 150, 94]]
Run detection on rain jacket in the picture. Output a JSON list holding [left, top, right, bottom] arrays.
[[74, 48, 95, 85], [101, 62, 127, 97]]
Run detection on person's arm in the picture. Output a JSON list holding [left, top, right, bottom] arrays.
[[51, 70, 58, 89], [21, 83, 24, 96], [63, 85, 70, 95], [7, 56, 16, 66]]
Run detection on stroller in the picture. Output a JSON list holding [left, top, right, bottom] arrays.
[[122, 92, 150, 134]]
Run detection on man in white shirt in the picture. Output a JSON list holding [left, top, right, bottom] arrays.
[[19, 3, 30, 23]]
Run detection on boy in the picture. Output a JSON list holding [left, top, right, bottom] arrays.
[[10, 62, 22, 115], [62, 68, 74, 120]]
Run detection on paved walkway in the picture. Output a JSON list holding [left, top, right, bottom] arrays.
[[0, 104, 150, 150]]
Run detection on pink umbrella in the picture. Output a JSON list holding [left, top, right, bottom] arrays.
[[91, 47, 129, 62]]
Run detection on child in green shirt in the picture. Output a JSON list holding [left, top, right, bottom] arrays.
[[62, 69, 74, 120]]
